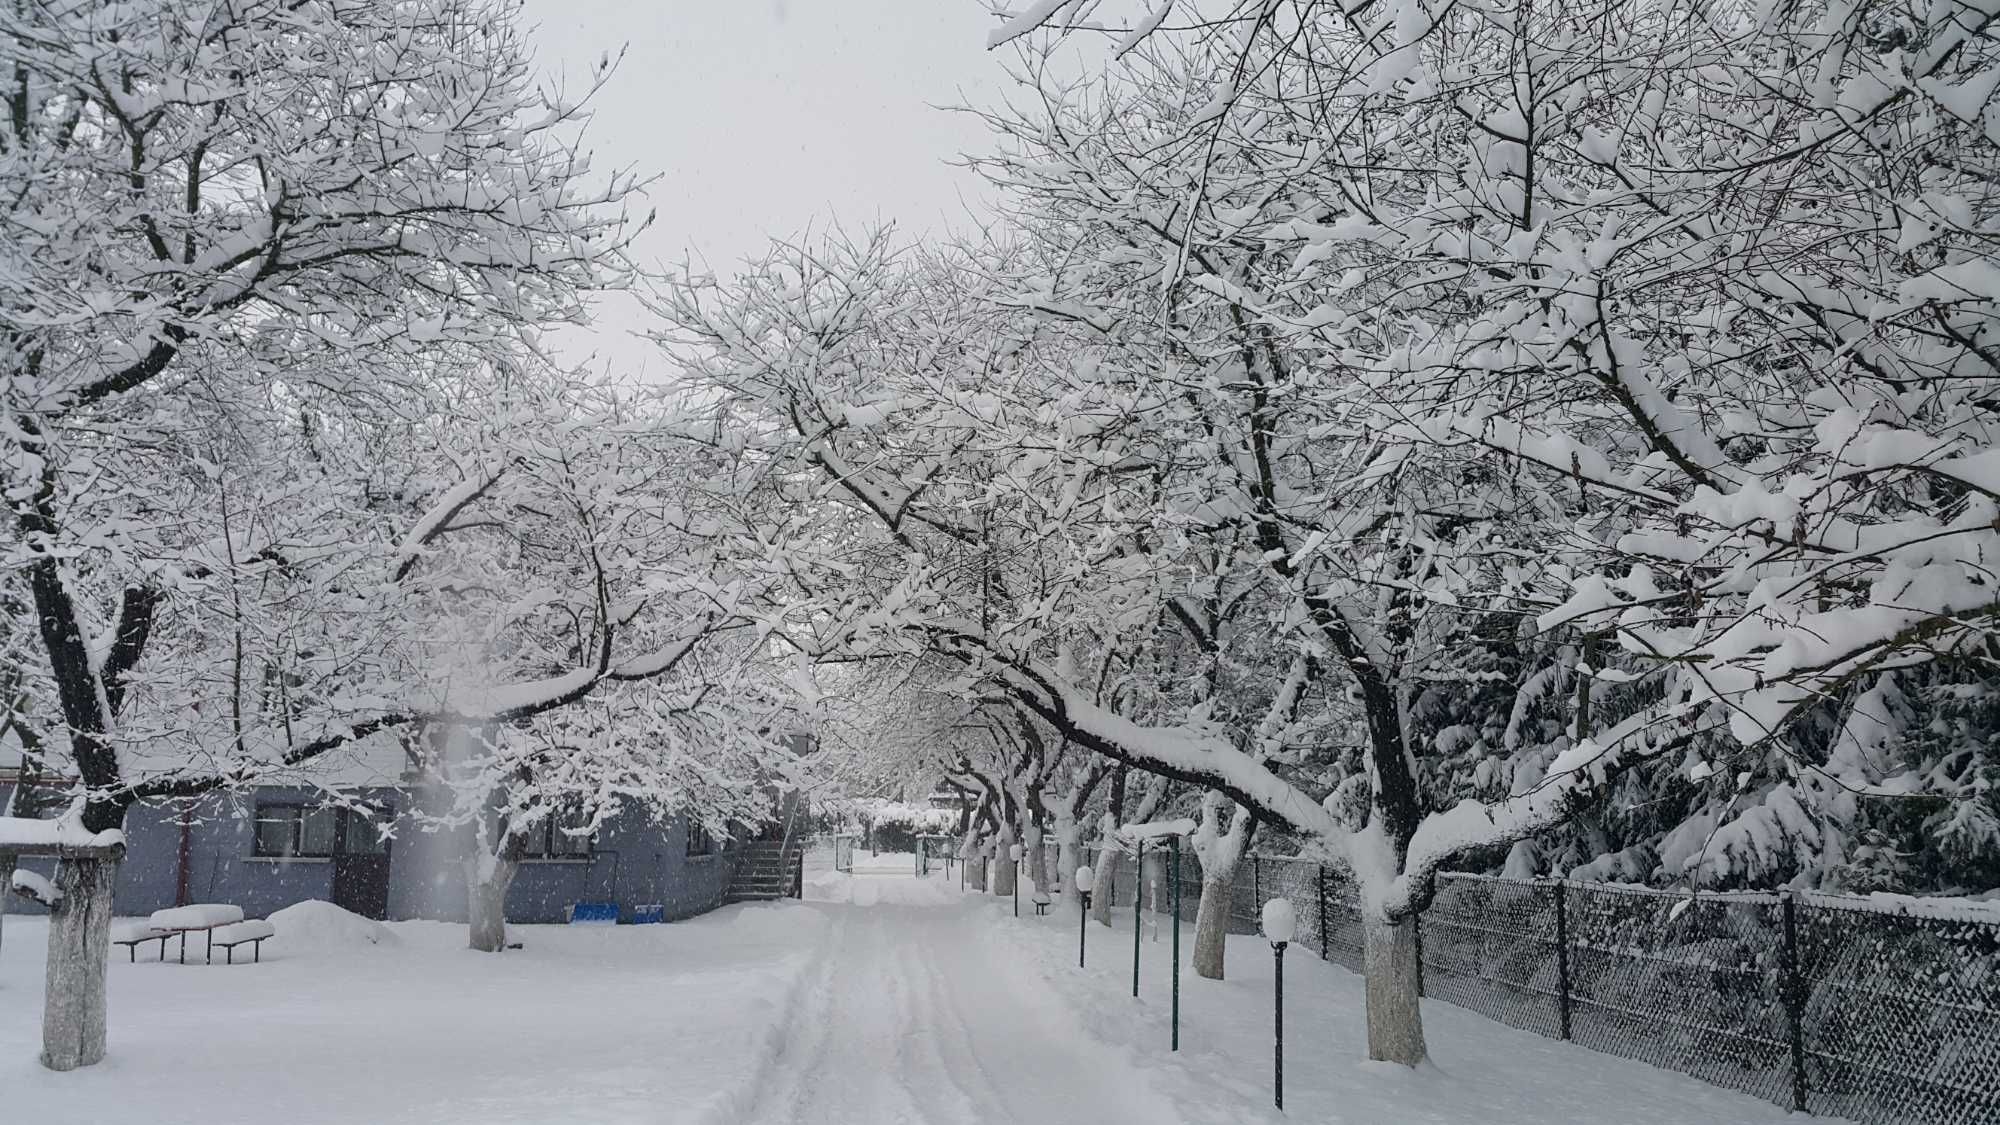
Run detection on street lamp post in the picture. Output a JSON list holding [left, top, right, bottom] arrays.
[[1010, 843, 1024, 918], [1262, 898, 1297, 1112], [1075, 865, 1096, 968], [1169, 833, 1182, 1051]]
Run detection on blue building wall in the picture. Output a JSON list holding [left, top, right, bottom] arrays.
[[2, 783, 738, 925]]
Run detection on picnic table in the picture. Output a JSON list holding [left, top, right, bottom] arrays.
[[110, 921, 173, 962], [147, 904, 246, 964]]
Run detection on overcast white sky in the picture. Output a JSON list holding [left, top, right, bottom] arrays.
[[518, 0, 1013, 376]]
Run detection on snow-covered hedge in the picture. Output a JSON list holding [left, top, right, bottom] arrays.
[[852, 801, 955, 853]]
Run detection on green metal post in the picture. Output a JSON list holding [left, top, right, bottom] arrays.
[[1171, 834, 1181, 1051], [1782, 891, 1808, 1113], [1133, 837, 1144, 998], [1079, 891, 1090, 967], [1554, 879, 1571, 1040], [1317, 865, 1330, 962], [1274, 941, 1286, 1111]]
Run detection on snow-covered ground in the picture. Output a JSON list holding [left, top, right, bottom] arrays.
[[974, 885, 1843, 1125], [1, 855, 1845, 1124], [0, 903, 830, 1125], [767, 865, 1842, 1125]]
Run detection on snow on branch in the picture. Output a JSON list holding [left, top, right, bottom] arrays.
[[0, 812, 128, 857], [986, 0, 1087, 50], [393, 461, 509, 582], [1118, 817, 1197, 841]]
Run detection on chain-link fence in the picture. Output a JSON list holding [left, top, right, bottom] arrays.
[[1065, 848, 1996, 1125]]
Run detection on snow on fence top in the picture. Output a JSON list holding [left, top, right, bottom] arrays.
[[1797, 889, 2000, 924], [1278, 864, 2000, 923]]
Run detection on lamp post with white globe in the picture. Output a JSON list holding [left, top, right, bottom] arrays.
[[1010, 843, 1024, 917], [1075, 865, 1096, 968], [1262, 898, 1297, 1111]]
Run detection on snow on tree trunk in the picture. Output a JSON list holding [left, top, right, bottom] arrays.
[[1362, 913, 1427, 1066], [1090, 845, 1120, 926], [1191, 867, 1235, 980], [1139, 846, 1166, 941], [41, 857, 117, 1071], [465, 854, 521, 953], [1054, 818, 1080, 899], [1024, 821, 1047, 892], [993, 849, 1017, 897], [968, 850, 988, 891], [1191, 795, 1250, 978]]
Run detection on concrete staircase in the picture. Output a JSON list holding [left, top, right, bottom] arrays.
[[725, 840, 804, 902]]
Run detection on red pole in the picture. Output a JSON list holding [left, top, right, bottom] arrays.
[[175, 800, 193, 906]]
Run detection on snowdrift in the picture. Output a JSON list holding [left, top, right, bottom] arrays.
[[267, 899, 399, 953]]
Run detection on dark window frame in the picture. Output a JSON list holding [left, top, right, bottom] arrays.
[[252, 802, 392, 859], [252, 803, 334, 858], [685, 820, 716, 858], [519, 805, 595, 860]]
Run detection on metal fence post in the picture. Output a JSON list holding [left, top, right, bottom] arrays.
[[1254, 855, 1263, 907], [1781, 891, 1809, 1113], [1273, 940, 1286, 1111], [1133, 837, 1144, 998], [1413, 911, 1425, 998], [1554, 879, 1572, 1040], [1171, 834, 1181, 1051], [1317, 865, 1330, 961]]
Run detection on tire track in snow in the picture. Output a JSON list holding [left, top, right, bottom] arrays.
[[892, 912, 989, 1125], [732, 906, 926, 1125], [713, 895, 1189, 1125], [903, 910, 1011, 1123]]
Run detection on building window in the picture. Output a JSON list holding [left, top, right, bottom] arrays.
[[253, 803, 391, 858], [343, 812, 389, 855], [253, 804, 338, 857], [520, 806, 594, 859], [686, 820, 715, 857]]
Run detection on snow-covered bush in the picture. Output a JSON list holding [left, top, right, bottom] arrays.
[[865, 803, 957, 853]]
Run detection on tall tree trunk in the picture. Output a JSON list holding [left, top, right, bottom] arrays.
[[0, 855, 14, 958], [967, 847, 988, 891], [993, 843, 1017, 897], [1053, 816, 1080, 898], [1090, 844, 1120, 926], [42, 857, 118, 1071], [1190, 794, 1251, 978], [1024, 820, 1046, 892], [465, 854, 521, 953], [1362, 913, 1427, 1065], [1191, 865, 1234, 980]]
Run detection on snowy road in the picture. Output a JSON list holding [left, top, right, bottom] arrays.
[[729, 878, 1186, 1125]]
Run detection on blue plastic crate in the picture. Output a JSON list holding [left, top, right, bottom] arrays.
[[568, 902, 619, 925]]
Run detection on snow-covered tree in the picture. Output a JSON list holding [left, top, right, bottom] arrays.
[[0, 0, 652, 1066], [939, 0, 2000, 1059]]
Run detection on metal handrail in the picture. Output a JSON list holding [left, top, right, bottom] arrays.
[[775, 792, 802, 897]]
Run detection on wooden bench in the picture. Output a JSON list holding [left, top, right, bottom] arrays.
[[148, 903, 245, 964], [111, 922, 172, 963], [1032, 892, 1053, 916], [209, 920, 276, 964]]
